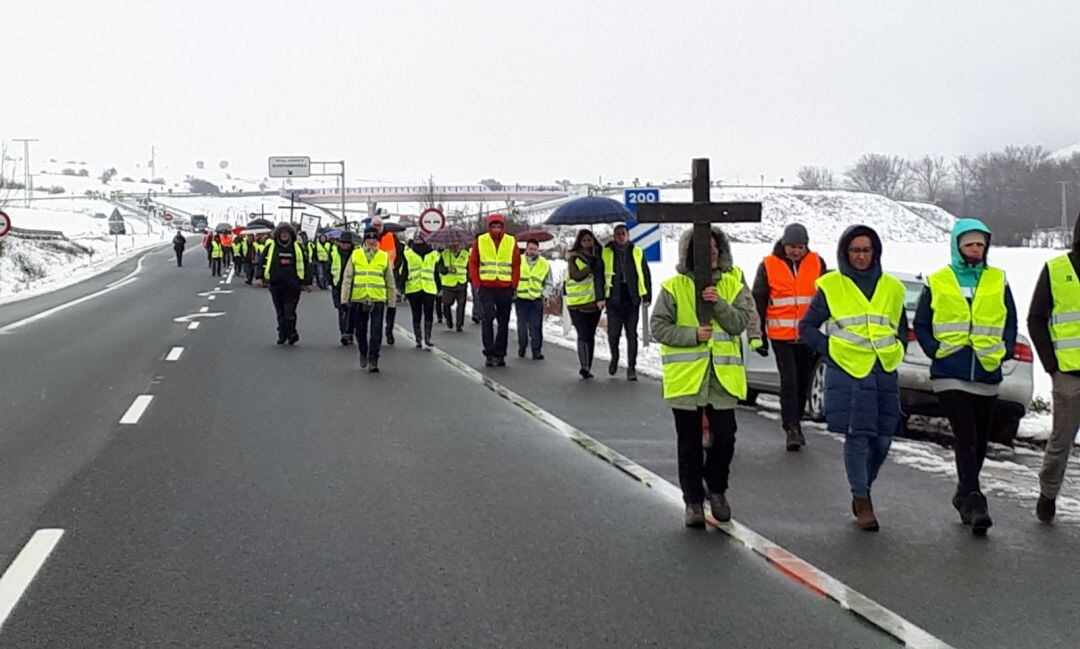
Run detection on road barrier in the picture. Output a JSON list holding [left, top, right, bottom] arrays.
[[8, 227, 67, 241]]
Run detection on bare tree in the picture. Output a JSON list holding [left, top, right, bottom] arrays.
[[845, 154, 913, 199], [952, 155, 975, 214], [908, 155, 950, 202], [795, 165, 835, 190]]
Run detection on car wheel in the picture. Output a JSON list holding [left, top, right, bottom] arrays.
[[806, 359, 826, 422]]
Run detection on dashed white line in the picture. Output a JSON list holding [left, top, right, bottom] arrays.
[[165, 347, 184, 361], [208, 295, 216, 301], [119, 395, 153, 425], [0, 529, 64, 632], [187, 322, 200, 330], [198, 306, 209, 313]]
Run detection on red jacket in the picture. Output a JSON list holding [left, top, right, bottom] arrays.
[[469, 233, 521, 290]]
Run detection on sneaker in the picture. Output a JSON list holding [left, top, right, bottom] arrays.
[[340, 335, 350, 346], [626, 367, 637, 381], [495, 357, 506, 367], [532, 353, 544, 361], [968, 492, 993, 536], [518, 348, 526, 358], [709, 493, 731, 522], [424, 338, 433, 349], [447, 322, 455, 331], [287, 333, 299, 345], [608, 357, 619, 376], [485, 357, 495, 367], [386, 332, 395, 346], [684, 503, 706, 528], [456, 325, 463, 332], [853, 497, 879, 532], [785, 426, 802, 452], [579, 368, 593, 379], [368, 360, 380, 373], [358, 356, 368, 369], [1036, 493, 1056, 523], [415, 341, 423, 349], [276, 335, 286, 345]]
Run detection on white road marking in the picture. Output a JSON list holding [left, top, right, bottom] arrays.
[[208, 295, 215, 301], [105, 251, 151, 289], [224, 267, 234, 284], [187, 322, 199, 330], [0, 529, 64, 632], [119, 395, 154, 425], [199, 306, 209, 313], [165, 347, 184, 361], [400, 326, 953, 649], [173, 313, 224, 323]]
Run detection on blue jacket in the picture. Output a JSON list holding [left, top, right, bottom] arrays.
[[913, 219, 1017, 384]]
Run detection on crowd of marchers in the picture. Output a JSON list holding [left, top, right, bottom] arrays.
[[171, 211, 1080, 534]]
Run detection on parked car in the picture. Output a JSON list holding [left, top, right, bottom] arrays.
[[744, 271, 1035, 445]]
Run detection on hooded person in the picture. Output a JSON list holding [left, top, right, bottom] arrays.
[[799, 224, 909, 532], [436, 240, 471, 331], [341, 227, 397, 373], [330, 231, 356, 345], [1027, 212, 1080, 523], [256, 222, 313, 345], [649, 227, 755, 528], [914, 219, 1017, 535], [468, 213, 522, 366], [172, 231, 186, 267], [402, 237, 441, 349], [750, 222, 826, 451]]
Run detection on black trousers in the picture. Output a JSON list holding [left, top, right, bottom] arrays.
[[606, 300, 640, 369], [673, 407, 737, 505], [269, 282, 301, 338], [772, 340, 818, 427], [407, 292, 436, 340], [442, 286, 467, 328], [352, 302, 385, 362], [938, 390, 997, 495], [331, 285, 351, 334], [435, 294, 444, 321], [478, 287, 513, 359], [211, 258, 222, 276], [385, 306, 397, 337], [174, 249, 183, 266], [224, 249, 233, 268], [569, 308, 601, 370]]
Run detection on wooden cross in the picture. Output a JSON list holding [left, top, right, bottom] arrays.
[[635, 158, 761, 323]]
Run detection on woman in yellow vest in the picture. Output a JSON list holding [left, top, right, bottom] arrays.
[[798, 225, 908, 532], [564, 229, 605, 378], [913, 219, 1017, 535], [649, 228, 754, 528], [402, 237, 441, 349]]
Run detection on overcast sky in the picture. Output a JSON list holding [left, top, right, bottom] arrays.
[[3, 0, 1079, 185]]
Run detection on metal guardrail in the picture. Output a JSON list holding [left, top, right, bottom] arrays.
[[8, 226, 68, 241]]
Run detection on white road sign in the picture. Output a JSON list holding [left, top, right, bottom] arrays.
[[419, 208, 446, 234], [0, 211, 10, 237], [269, 156, 311, 178]]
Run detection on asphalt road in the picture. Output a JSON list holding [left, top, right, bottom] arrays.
[[0, 243, 1076, 647]]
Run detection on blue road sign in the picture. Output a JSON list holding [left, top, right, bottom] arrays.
[[624, 189, 661, 262]]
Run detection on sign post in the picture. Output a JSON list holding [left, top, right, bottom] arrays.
[[0, 211, 11, 238]]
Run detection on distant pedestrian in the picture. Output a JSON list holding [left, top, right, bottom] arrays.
[[799, 225, 908, 532], [437, 241, 471, 331], [221, 232, 234, 269], [515, 239, 551, 360], [370, 216, 405, 345], [914, 219, 1016, 535], [255, 223, 313, 345], [750, 223, 825, 451], [469, 214, 521, 367], [402, 237, 440, 349], [564, 229, 604, 378], [1027, 213, 1080, 524], [250, 235, 269, 285], [210, 234, 224, 276], [341, 228, 397, 373], [315, 233, 332, 289], [172, 231, 186, 267], [602, 222, 652, 381], [330, 231, 355, 346], [203, 231, 214, 268], [231, 234, 243, 272], [650, 227, 754, 527]]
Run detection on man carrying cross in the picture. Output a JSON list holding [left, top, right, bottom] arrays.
[[639, 159, 761, 528]]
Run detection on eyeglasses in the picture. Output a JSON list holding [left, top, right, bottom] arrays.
[[847, 247, 873, 255]]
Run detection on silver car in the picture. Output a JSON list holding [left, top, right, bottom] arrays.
[[743, 271, 1035, 444]]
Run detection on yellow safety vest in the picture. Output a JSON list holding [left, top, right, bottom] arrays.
[[816, 271, 905, 379], [565, 258, 596, 307], [330, 245, 352, 287], [404, 249, 439, 295], [927, 266, 1007, 371], [440, 249, 470, 288], [601, 246, 647, 299], [316, 241, 331, 262], [211, 242, 223, 258], [262, 241, 306, 281], [350, 249, 389, 302], [477, 233, 515, 282], [659, 271, 747, 400], [517, 256, 550, 300], [1047, 255, 1080, 371]]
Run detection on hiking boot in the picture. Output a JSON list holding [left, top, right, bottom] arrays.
[[968, 492, 993, 536], [785, 426, 802, 452], [368, 360, 380, 373], [627, 367, 637, 381], [852, 497, 879, 531], [288, 333, 299, 345], [608, 356, 619, 376], [952, 491, 973, 525], [709, 493, 731, 522], [1036, 493, 1056, 523], [684, 503, 706, 528]]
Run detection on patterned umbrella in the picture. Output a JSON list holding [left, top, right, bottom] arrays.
[[544, 196, 632, 226], [515, 229, 554, 243], [424, 228, 473, 247]]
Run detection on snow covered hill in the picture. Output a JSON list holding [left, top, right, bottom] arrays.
[[1052, 142, 1080, 160]]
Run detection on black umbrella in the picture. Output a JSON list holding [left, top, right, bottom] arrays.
[[247, 217, 274, 230], [215, 222, 232, 233], [544, 196, 632, 226]]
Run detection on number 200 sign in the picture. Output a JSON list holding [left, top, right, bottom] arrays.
[[624, 188, 659, 216]]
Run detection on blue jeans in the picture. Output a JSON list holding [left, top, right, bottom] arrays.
[[514, 298, 543, 356], [844, 434, 893, 498], [351, 303, 385, 362]]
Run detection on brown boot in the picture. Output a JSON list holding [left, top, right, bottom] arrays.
[[785, 426, 802, 452], [852, 497, 879, 531]]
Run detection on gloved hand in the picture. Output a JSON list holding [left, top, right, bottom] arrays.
[[750, 338, 768, 357]]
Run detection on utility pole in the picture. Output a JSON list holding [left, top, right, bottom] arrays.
[[150, 145, 156, 180], [12, 138, 38, 207], [1060, 181, 1070, 246]]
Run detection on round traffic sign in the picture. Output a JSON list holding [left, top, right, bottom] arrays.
[[163, 213, 174, 221], [418, 208, 446, 234], [0, 210, 10, 238]]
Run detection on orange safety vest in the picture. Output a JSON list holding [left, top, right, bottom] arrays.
[[764, 251, 823, 341], [378, 232, 398, 263], [221, 234, 233, 247]]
